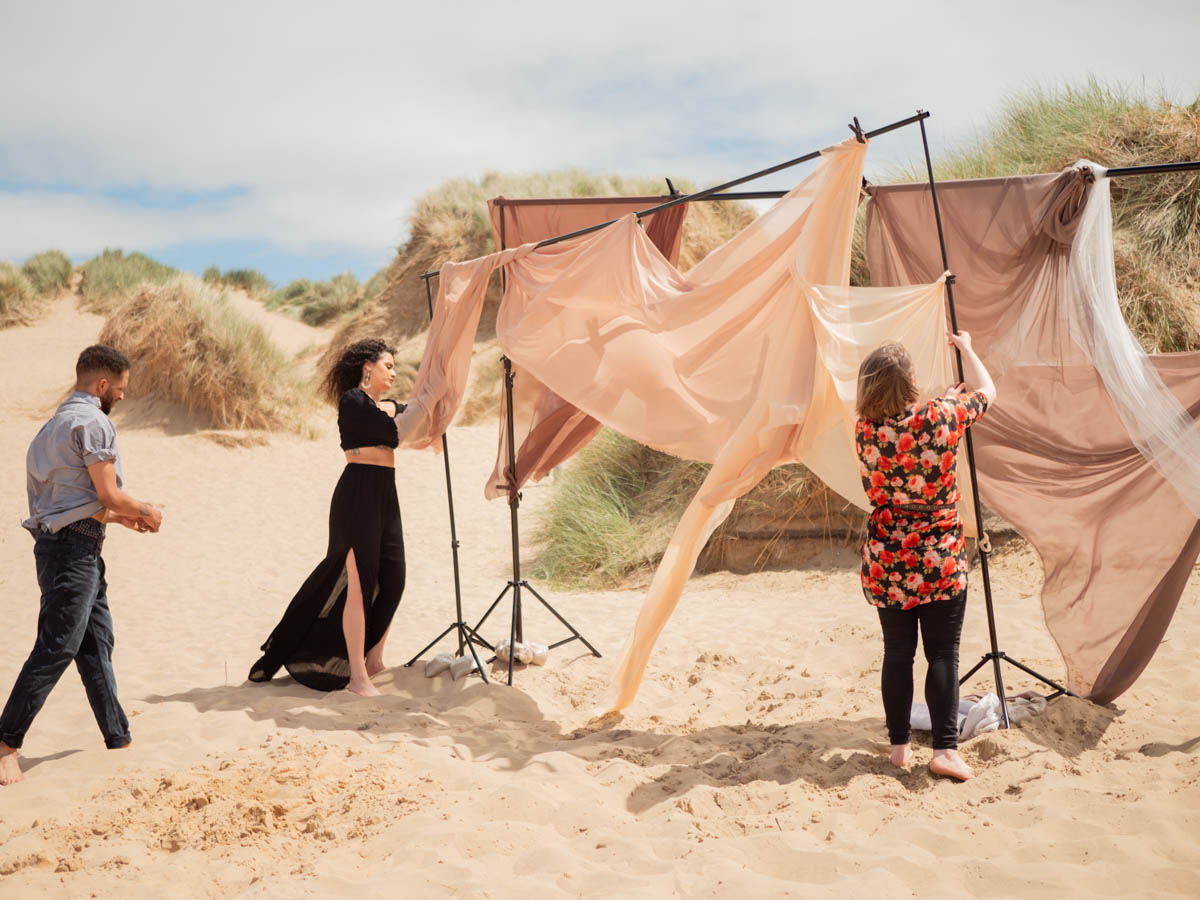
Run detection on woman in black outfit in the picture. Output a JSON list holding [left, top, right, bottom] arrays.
[[249, 339, 408, 696]]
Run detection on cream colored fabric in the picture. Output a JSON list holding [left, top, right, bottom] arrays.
[[797, 274, 978, 535]]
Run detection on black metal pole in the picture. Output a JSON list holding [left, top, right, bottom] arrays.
[[917, 113, 1011, 728], [402, 277, 490, 680], [421, 111, 931, 280], [502, 355, 522, 686], [1102, 160, 1200, 178]]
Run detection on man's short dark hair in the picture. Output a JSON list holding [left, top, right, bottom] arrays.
[[76, 344, 131, 382]]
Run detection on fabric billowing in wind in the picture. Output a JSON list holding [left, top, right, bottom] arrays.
[[483, 197, 688, 500], [865, 171, 1200, 704]]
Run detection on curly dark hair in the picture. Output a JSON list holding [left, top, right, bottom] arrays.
[[76, 344, 131, 382], [322, 338, 396, 404]]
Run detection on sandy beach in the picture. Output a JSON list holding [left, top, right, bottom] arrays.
[[0, 297, 1197, 898]]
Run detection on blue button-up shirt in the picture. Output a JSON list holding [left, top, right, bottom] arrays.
[[23, 391, 123, 535]]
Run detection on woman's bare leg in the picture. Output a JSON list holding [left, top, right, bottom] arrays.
[[342, 550, 380, 697], [365, 628, 390, 676]]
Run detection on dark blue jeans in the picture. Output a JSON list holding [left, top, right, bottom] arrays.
[[0, 529, 131, 750], [876, 595, 966, 751]]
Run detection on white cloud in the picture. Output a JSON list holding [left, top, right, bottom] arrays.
[[2, 0, 1198, 265]]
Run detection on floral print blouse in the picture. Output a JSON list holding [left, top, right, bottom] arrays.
[[856, 391, 989, 609]]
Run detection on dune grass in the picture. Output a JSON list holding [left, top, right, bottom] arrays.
[[0, 261, 42, 328], [265, 273, 365, 326], [79, 248, 177, 315], [21, 249, 73, 296], [534, 82, 1200, 587], [203, 267, 272, 296], [97, 276, 311, 432]]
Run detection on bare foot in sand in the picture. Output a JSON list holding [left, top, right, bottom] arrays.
[[0, 744, 22, 785], [930, 749, 974, 781], [346, 678, 381, 697], [365, 653, 387, 677], [890, 743, 913, 768]]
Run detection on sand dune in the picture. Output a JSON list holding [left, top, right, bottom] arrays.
[[0, 297, 1197, 898]]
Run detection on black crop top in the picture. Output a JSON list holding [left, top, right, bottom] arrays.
[[338, 388, 401, 450]]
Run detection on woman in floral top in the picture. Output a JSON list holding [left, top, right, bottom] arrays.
[[855, 332, 995, 782]]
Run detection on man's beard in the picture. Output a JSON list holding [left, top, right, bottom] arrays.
[[99, 389, 116, 415]]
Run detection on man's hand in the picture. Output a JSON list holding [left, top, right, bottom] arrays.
[[109, 514, 155, 533], [138, 506, 163, 532]]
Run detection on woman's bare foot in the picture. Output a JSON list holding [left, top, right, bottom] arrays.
[[365, 654, 387, 677], [0, 745, 23, 786], [890, 743, 914, 768], [929, 749, 974, 781], [346, 678, 381, 697]]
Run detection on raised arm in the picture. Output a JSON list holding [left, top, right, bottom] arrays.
[[87, 459, 164, 532], [947, 331, 996, 406]]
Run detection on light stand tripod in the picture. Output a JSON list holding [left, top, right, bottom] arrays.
[[404, 276, 491, 682], [916, 113, 1078, 726], [469, 355, 602, 685]]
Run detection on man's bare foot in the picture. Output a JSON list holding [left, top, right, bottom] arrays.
[[346, 678, 381, 697], [929, 748, 974, 781], [365, 655, 386, 677], [890, 743, 914, 768], [0, 744, 23, 785]]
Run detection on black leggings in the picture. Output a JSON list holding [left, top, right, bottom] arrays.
[[876, 595, 966, 750]]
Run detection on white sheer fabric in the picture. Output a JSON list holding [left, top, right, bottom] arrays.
[[1063, 164, 1200, 516]]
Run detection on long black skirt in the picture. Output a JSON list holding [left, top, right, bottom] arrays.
[[249, 463, 405, 691]]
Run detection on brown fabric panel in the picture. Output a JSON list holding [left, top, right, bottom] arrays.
[[484, 196, 688, 498], [865, 173, 1200, 703]]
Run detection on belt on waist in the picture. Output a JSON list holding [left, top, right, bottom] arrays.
[[61, 518, 106, 542]]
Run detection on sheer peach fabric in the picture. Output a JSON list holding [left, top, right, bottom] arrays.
[[400, 138, 972, 710], [484, 198, 688, 500], [495, 139, 869, 708], [865, 172, 1200, 703]]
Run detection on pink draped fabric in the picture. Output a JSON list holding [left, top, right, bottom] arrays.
[[484, 197, 688, 500], [865, 172, 1200, 704]]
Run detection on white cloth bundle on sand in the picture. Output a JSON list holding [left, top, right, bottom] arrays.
[[494, 640, 548, 667], [910, 691, 1047, 741]]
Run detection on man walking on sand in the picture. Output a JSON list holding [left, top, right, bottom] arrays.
[[0, 345, 163, 786]]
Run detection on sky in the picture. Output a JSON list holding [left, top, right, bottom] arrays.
[[2, 0, 1198, 287]]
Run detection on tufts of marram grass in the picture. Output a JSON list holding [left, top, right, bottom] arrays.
[[79, 249, 177, 314], [203, 267, 273, 296], [537, 82, 1200, 587], [266, 273, 363, 326], [97, 276, 311, 432], [0, 261, 42, 328], [21, 249, 73, 295]]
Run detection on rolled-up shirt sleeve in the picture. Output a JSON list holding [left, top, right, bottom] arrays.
[[73, 418, 118, 467]]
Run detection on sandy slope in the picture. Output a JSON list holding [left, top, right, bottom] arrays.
[[0, 298, 1197, 898]]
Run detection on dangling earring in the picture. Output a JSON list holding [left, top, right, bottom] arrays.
[[361, 370, 371, 389]]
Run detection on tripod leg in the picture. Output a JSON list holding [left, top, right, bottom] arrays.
[[459, 623, 489, 685], [472, 584, 512, 637], [523, 582, 602, 658], [1000, 655, 1078, 699], [958, 653, 991, 686], [404, 623, 457, 668]]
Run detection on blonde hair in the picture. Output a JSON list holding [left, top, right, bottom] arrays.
[[856, 341, 918, 420]]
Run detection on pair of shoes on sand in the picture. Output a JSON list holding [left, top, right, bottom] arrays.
[[424, 653, 480, 680], [494, 640, 549, 667]]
